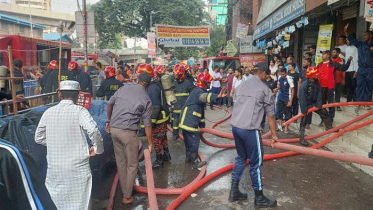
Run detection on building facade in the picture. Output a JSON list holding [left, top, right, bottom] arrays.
[[15, 0, 50, 10], [209, 0, 228, 26], [251, 0, 367, 64], [0, 14, 45, 38]]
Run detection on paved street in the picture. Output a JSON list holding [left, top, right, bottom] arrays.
[[111, 108, 373, 210]]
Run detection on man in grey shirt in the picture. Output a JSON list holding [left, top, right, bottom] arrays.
[[105, 72, 153, 205], [229, 63, 279, 208]]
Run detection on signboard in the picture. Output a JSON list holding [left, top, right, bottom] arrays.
[[75, 11, 95, 39], [239, 54, 266, 68], [156, 25, 210, 47], [253, 0, 305, 40], [315, 24, 333, 65], [105, 51, 115, 59], [364, 0, 373, 17], [236, 23, 249, 39], [328, 0, 339, 5], [147, 32, 156, 56], [223, 40, 238, 57], [240, 35, 262, 54]]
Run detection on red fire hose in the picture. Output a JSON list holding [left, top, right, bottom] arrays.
[[144, 149, 159, 210], [107, 102, 373, 210]]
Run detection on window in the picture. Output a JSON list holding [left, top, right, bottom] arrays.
[[1, 22, 8, 30], [37, 30, 42, 37], [19, 26, 25, 34]]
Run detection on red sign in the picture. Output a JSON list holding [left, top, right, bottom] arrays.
[[239, 54, 266, 68]]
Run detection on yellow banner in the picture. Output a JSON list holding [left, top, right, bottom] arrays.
[[315, 24, 333, 66]]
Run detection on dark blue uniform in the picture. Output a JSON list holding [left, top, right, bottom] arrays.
[[96, 77, 123, 101], [348, 35, 373, 101], [146, 79, 170, 157], [179, 87, 218, 156], [172, 79, 194, 139]]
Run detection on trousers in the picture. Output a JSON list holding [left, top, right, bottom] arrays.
[[291, 96, 299, 117], [276, 100, 291, 121], [356, 67, 373, 102], [300, 108, 332, 131], [111, 128, 139, 198], [211, 87, 221, 107], [231, 127, 263, 191], [335, 83, 342, 103], [321, 87, 335, 119], [182, 130, 200, 153], [345, 71, 356, 102], [152, 122, 168, 155]]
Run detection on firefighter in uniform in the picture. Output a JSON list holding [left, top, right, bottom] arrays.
[[172, 66, 195, 140], [44, 60, 74, 102], [96, 66, 123, 100], [183, 64, 195, 84], [40, 60, 57, 94], [138, 64, 170, 169], [68, 61, 93, 95], [179, 72, 227, 169], [299, 67, 333, 146]]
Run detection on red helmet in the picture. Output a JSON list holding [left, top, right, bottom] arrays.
[[306, 66, 319, 79], [196, 72, 213, 88], [173, 67, 185, 81], [68, 61, 81, 71], [183, 64, 191, 71], [48, 60, 58, 69], [138, 64, 154, 77], [105, 66, 116, 78], [174, 63, 183, 71], [155, 65, 165, 78]]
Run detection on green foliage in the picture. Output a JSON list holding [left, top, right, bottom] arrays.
[[91, 0, 207, 48], [169, 47, 199, 60], [205, 26, 226, 57]]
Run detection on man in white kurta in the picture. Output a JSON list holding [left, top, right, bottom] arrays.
[[35, 80, 104, 210]]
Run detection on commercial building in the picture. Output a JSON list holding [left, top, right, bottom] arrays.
[[252, 0, 368, 64], [208, 0, 228, 26], [15, 0, 50, 10], [0, 13, 45, 38]]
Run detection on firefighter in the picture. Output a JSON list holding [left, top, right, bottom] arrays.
[[179, 72, 227, 169], [96, 66, 123, 101], [299, 67, 333, 146], [44, 60, 74, 102], [67, 61, 93, 95], [183, 64, 195, 84], [172, 66, 195, 140], [138, 64, 170, 169], [40, 60, 57, 94]]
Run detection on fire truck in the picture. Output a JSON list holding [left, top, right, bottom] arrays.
[[202, 56, 241, 75], [0, 35, 71, 70]]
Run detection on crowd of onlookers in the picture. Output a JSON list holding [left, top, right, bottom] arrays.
[[207, 34, 361, 134]]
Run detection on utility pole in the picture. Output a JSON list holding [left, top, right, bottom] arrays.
[[28, 0, 33, 37], [83, 0, 88, 73]]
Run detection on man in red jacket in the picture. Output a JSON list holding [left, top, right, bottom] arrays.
[[332, 48, 345, 112], [317, 50, 351, 125]]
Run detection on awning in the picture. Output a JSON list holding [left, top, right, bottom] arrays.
[[253, 0, 305, 40]]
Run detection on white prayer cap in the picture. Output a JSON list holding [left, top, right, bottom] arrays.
[[60, 80, 80, 91]]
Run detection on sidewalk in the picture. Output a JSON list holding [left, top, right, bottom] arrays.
[[290, 97, 373, 177]]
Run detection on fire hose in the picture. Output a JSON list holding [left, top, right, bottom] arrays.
[[107, 102, 373, 210]]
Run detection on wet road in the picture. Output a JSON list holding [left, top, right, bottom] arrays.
[[109, 108, 373, 210]]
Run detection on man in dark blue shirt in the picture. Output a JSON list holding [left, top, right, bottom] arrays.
[[344, 24, 373, 104], [276, 68, 294, 133]]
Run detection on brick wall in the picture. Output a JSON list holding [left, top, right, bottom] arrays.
[[230, 0, 254, 44], [306, 0, 327, 12]]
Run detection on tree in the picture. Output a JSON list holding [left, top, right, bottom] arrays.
[[168, 47, 199, 60], [91, 0, 206, 47], [205, 26, 226, 57]]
